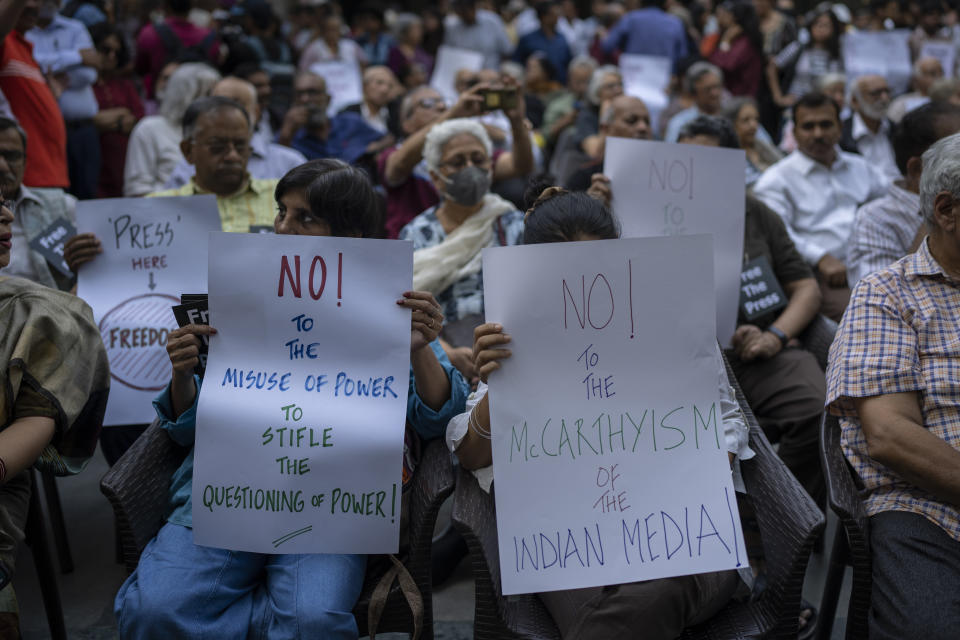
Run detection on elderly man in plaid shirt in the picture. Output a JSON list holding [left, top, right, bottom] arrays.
[[827, 132, 960, 639]]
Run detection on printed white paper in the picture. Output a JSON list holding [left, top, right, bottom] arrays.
[[431, 45, 484, 103]]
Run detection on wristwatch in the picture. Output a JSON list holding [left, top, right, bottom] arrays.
[[767, 326, 789, 347]]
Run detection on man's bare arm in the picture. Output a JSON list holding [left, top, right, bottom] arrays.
[[856, 391, 960, 507]]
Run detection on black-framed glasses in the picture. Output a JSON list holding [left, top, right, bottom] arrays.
[[195, 138, 250, 155], [0, 149, 24, 165]]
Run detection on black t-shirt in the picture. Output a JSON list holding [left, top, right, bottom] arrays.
[[741, 194, 813, 328]]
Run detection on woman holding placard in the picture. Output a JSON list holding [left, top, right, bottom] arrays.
[[447, 185, 754, 639], [0, 198, 109, 632], [114, 160, 470, 640]]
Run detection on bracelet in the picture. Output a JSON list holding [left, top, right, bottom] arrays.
[[468, 406, 491, 440], [767, 325, 789, 347]]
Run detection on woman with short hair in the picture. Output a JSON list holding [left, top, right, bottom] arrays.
[[114, 159, 469, 640]]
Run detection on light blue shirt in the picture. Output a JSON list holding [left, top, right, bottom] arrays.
[[26, 13, 98, 120], [443, 9, 513, 69], [601, 8, 688, 72]]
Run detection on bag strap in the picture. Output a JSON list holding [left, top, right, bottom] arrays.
[[495, 214, 506, 246], [154, 21, 183, 59], [367, 554, 423, 640]]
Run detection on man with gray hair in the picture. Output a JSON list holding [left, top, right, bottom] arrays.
[[840, 74, 899, 180], [887, 56, 943, 123], [541, 54, 596, 145], [827, 131, 960, 638], [163, 76, 306, 189], [663, 61, 724, 142], [0, 116, 76, 291]]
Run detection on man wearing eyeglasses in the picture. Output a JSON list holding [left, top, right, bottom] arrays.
[[0, 116, 76, 291], [840, 74, 900, 181], [63, 96, 278, 273]]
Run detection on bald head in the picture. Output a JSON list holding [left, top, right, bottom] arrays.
[[600, 95, 651, 140], [914, 56, 945, 95], [213, 77, 259, 125], [363, 66, 398, 109]]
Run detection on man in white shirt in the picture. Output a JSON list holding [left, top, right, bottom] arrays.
[[754, 92, 889, 321], [887, 57, 942, 124], [444, 0, 513, 70], [840, 74, 900, 181], [848, 101, 960, 285]]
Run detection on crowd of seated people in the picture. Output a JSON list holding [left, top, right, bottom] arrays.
[[3, 0, 960, 636]]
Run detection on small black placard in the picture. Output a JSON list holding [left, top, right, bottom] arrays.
[[28, 218, 76, 277], [738, 256, 788, 322], [172, 294, 209, 378]]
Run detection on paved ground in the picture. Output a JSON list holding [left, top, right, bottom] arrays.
[[16, 451, 848, 639]]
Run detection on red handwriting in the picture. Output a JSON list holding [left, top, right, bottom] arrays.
[[277, 253, 343, 304], [131, 255, 168, 270]]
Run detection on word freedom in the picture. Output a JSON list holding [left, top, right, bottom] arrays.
[[509, 404, 720, 463]]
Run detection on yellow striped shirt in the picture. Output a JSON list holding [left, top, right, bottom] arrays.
[[148, 177, 278, 233]]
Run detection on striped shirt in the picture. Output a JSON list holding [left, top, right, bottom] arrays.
[[148, 177, 278, 233], [847, 182, 921, 286], [826, 239, 960, 541]]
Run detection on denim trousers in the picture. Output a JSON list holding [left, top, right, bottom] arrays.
[[114, 522, 366, 639]]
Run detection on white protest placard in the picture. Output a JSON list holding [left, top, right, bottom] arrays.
[[483, 235, 747, 595], [920, 40, 955, 78], [843, 30, 912, 94], [603, 137, 745, 346], [431, 45, 484, 103], [619, 54, 671, 131], [76, 196, 221, 425], [309, 60, 363, 116], [192, 232, 412, 554]]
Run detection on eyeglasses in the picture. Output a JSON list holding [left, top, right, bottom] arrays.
[[864, 87, 891, 99], [440, 153, 490, 171], [296, 87, 328, 98], [417, 97, 446, 111], [195, 138, 250, 155], [0, 149, 24, 165]]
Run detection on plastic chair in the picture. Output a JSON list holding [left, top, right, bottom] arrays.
[[451, 357, 825, 640], [100, 420, 455, 639], [816, 414, 871, 640]]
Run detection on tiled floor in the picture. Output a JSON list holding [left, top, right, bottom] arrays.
[[16, 451, 848, 639]]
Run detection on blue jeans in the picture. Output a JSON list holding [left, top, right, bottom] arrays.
[[115, 523, 366, 639]]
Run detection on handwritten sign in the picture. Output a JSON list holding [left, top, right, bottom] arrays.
[[192, 232, 412, 553], [309, 60, 363, 116], [431, 45, 484, 103], [843, 30, 912, 94], [603, 138, 745, 346], [920, 40, 955, 78], [483, 235, 746, 595], [76, 196, 221, 425], [738, 256, 786, 322], [29, 218, 76, 277], [619, 54, 671, 132]]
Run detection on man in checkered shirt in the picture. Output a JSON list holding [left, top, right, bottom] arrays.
[[827, 132, 960, 638]]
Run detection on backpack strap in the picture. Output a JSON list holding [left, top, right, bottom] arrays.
[[367, 554, 423, 639], [154, 21, 184, 60]]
